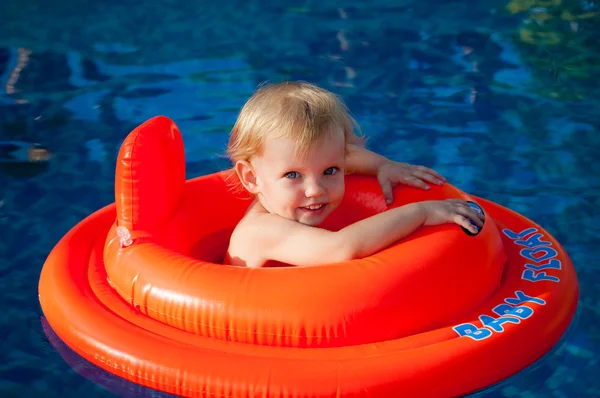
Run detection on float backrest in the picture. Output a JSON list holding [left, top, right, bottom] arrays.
[[114, 115, 186, 238]]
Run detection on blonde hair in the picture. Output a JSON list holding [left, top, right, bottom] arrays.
[[227, 81, 364, 164]]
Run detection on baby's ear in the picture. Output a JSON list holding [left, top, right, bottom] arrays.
[[235, 160, 259, 194]]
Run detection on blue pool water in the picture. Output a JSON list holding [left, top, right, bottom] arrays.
[[1, 0, 599, 396]]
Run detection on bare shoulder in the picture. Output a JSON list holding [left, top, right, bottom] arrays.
[[225, 204, 285, 267]]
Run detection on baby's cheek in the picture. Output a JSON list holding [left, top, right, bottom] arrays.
[[333, 181, 345, 200], [285, 196, 299, 210]]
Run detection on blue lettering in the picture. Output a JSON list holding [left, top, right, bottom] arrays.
[[502, 227, 537, 240], [453, 323, 493, 340], [455, 290, 549, 341], [525, 258, 562, 271], [509, 305, 535, 319], [521, 247, 558, 263], [493, 304, 534, 320], [492, 304, 514, 317], [522, 269, 560, 283], [479, 314, 520, 332], [505, 290, 546, 306], [514, 233, 551, 248]]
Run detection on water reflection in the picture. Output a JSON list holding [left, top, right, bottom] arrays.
[[41, 317, 176, 398]]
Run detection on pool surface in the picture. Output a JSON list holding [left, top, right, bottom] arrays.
[[1, 0, 599, 396]]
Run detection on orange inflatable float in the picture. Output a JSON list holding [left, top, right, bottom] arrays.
[[38, 116, 579, 397]]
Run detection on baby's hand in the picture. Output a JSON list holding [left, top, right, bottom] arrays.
[[377, 161, 446, 204], [420, 199, 484, 234]]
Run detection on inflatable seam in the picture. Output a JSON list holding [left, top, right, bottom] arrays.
[[127, 131, 142, 227]]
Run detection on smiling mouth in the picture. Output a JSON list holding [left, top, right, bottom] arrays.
[[305, 204, 324, 210], [299, 204, 326, 213]]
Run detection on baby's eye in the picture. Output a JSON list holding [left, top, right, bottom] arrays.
[[284, 171, 301, 179], [324, 167, 338, 176]]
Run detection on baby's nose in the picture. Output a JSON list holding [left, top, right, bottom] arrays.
[[304, 180, 325, 197]]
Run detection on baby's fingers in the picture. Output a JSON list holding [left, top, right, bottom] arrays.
[[474, 208, 485, 222], [453, 214, 479, 234], [447, 200, 485, 225], [379, 178, 394, 204], [402, 175, 431, 190], [413, 170, 444, 186], [461, 206, 485, 227], [415, 166, 446, 183], [459, 202, 485, 225]]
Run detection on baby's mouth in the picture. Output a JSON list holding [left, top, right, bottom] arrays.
[[299, 203, 326, 214]]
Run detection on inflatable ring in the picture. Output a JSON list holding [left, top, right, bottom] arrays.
[[38, 116, 579, 397]]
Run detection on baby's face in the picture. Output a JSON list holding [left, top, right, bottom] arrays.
[[250, 129, 346, 226]]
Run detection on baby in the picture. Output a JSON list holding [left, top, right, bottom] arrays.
[[223, 82, 483, 268]]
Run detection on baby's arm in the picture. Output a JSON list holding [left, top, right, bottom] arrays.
[[345, 144, 387, 175], [257, 200, 483, 267], [345, 144, 445, 203]]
